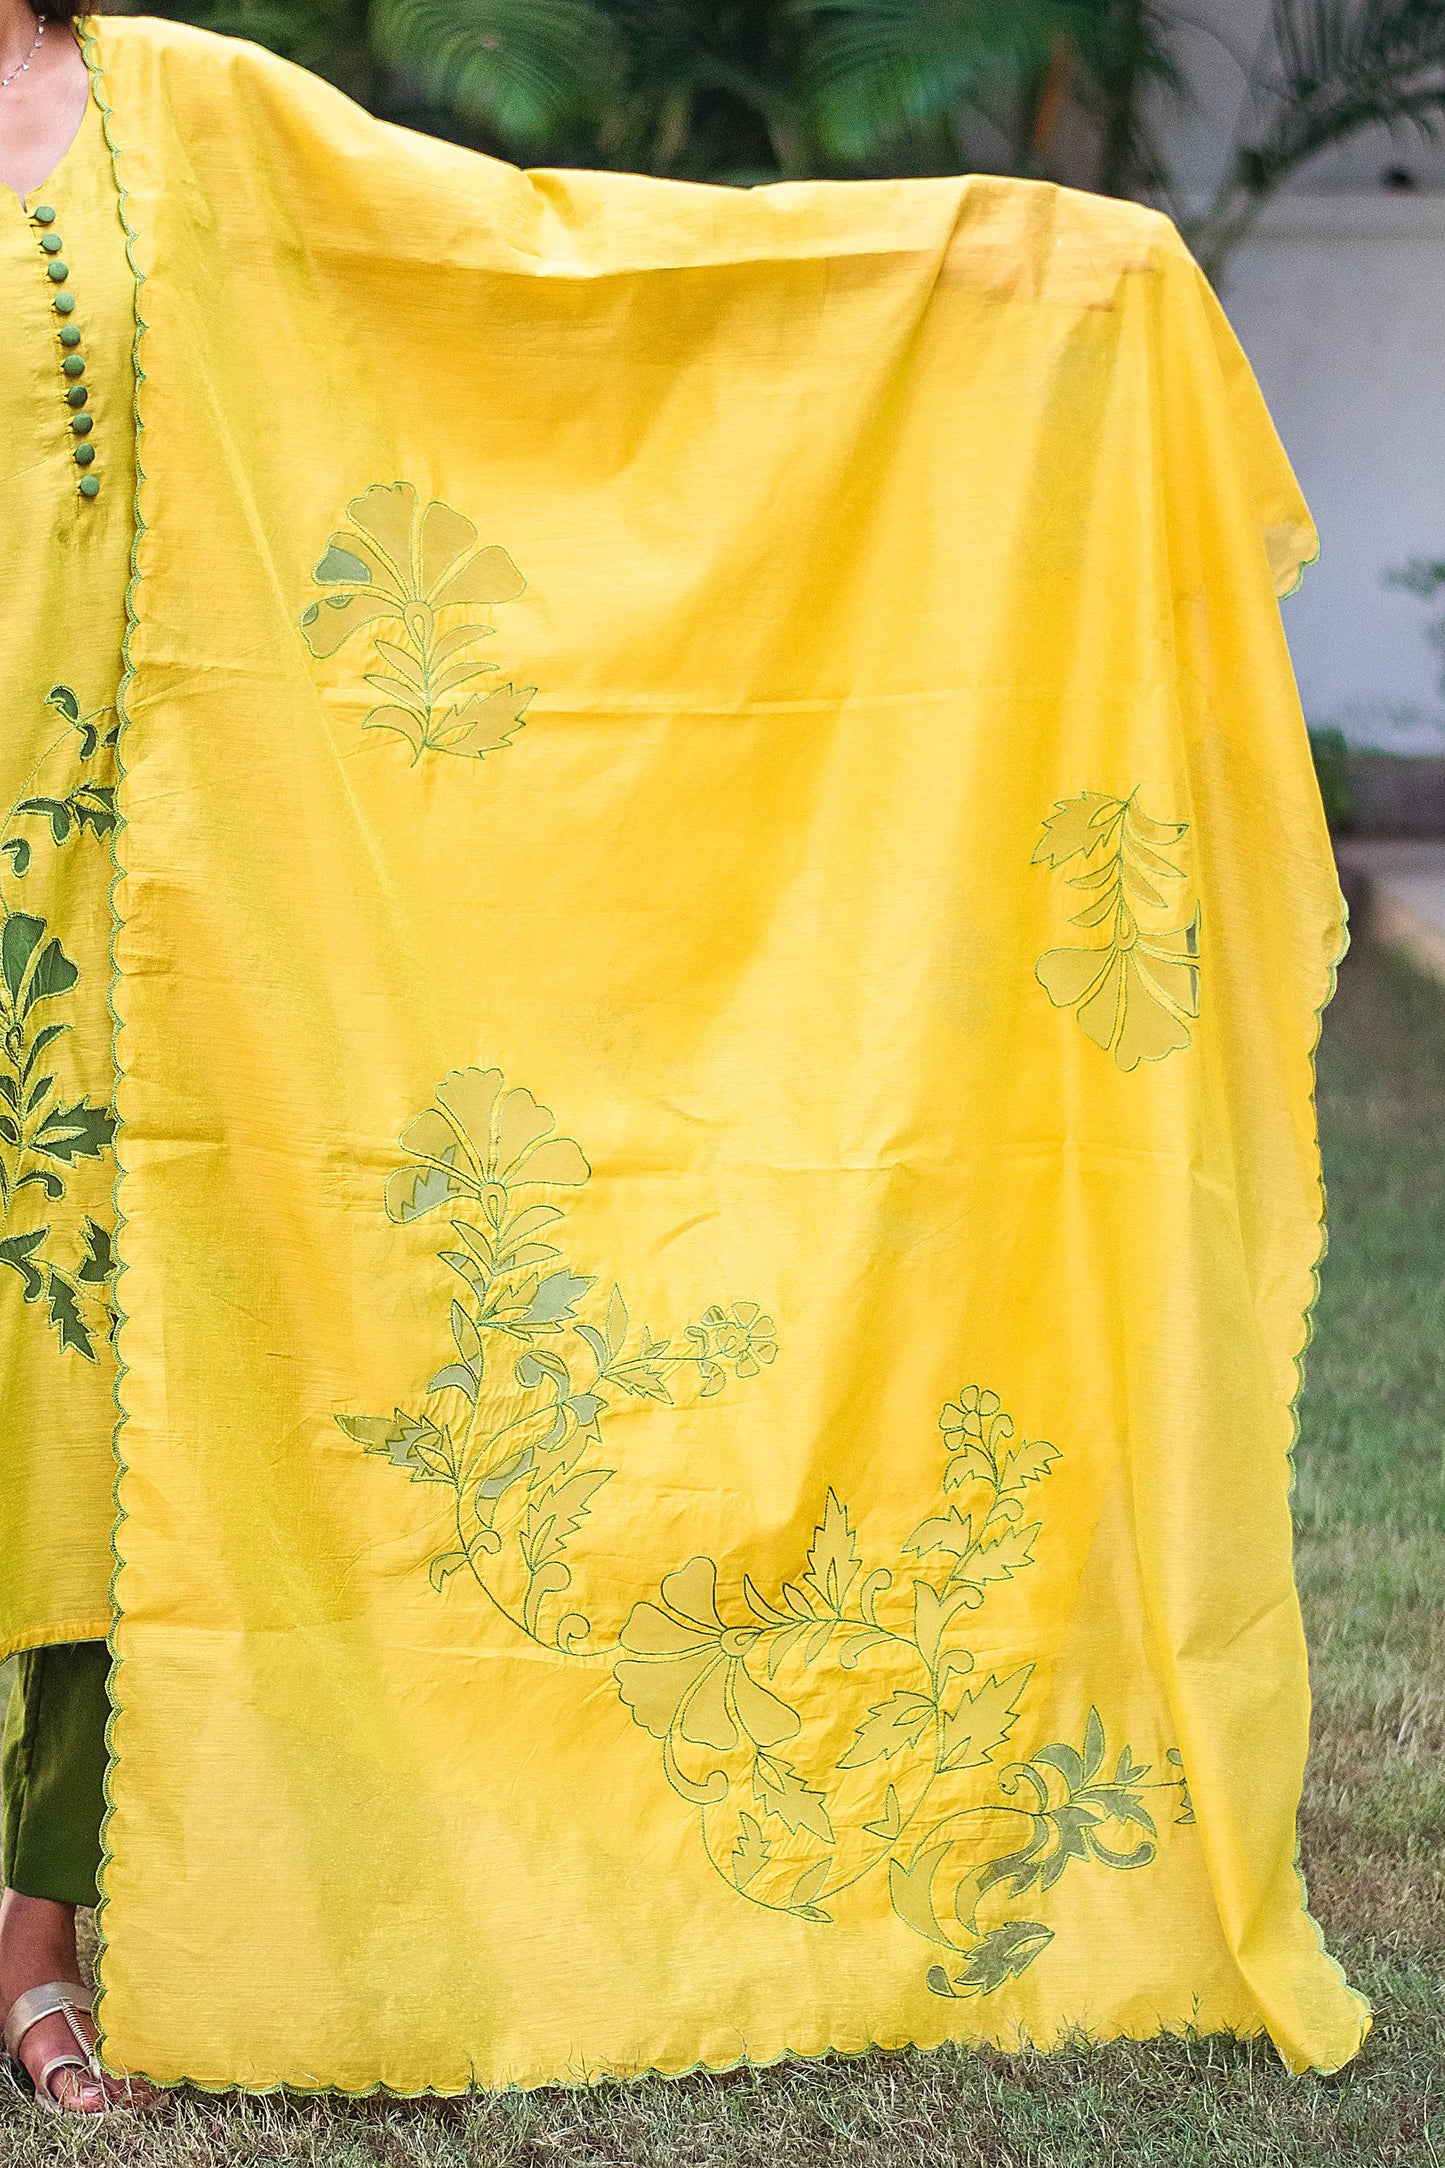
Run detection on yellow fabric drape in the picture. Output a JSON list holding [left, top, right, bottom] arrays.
[[82, 16, 1366, 2088], [0, 88, 133, 1661]]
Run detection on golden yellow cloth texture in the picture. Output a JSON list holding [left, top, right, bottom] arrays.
[[0, 88, 134, 1661], [79, 15, 1368, 2087]]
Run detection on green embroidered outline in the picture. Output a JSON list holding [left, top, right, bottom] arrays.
[[0, 684, 121, 1359], [348, 1077, 1191, 2001], [612, 1386, 1191, 1996], [79, 11, 1368, 2070], [78, 5, 147, 2077], [1033, 790, 1201, 1070], [339, 1065, 775, 1648], [300, 481, 536, 765]]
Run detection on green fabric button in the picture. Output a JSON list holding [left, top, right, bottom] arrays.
[[62, 355, 85, 378], [40, 233, 64, 255], [46, 262, 69, 283], [65, 386, 88, 409], [33, 205, 56, 225], [53, 294, 76, 315], [71, 414, 93, 437], [78, 475, 100, 499], [73, 443, 95, 467], [58, 324, 81, 348]]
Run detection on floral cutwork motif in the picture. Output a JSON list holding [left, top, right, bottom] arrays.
[[615, 1384, 1190, 1994], [0, 685, 120, 1361], [339, 1065, 775, 1645], [1033, 791, 1201, 1071], [347, 1080, 1191, 2004], [300, 482, 535, 765]]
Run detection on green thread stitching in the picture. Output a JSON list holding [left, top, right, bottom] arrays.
[[1033, 790, 1201, 1070], [300, 482, 536, 765], [0, 684, 121, 1361], [78, 7, 147, 2069], [348, 1078, 1187, 2001]]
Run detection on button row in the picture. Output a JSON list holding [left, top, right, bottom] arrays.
[[31, 205, 99, 499]]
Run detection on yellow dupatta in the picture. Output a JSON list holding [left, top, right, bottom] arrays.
[[74, 15, 1365, 2087]]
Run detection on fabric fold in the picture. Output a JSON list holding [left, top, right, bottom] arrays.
[[73, 15, 1365, 2087]]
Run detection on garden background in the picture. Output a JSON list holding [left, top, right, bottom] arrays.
[[3, 3, 1443, 2161]]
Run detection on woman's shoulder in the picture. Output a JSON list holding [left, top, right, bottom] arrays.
[[90, 11, 386, 159], [92, 12, 360, 117], [95, 11, 285, 70]]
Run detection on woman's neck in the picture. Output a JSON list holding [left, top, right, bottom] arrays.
[[0, 0, 41, 73], [0, 7, 91, 204]]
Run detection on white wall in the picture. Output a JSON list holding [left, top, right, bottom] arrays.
[[1223, 197, 1445, 750], [1163, 0, 1445, 197], [1135, 0, 1445, 750]]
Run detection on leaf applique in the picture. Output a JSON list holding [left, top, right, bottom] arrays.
[[1034, 791, 1201, 1070], [801, 1489, 862, 1613], [300, 481, 536, 766], [341, 1059, 1186, 1998], [940, 1667, 1029, 1772], [0, 686, 122, 1366]]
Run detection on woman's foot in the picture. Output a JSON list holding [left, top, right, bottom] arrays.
[[0, 1888, 149, 2112]]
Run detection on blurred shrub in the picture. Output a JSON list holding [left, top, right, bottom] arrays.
[[1310, 726, 1354, 835]]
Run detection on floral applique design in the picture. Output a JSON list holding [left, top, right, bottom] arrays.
[[300, 482, 535, 765], [339, 1065, 776, 1643], [0, 685, 120, 1361], [614, 1386, 1191, 1995], [1033, 792, 1201, 1071], [345, 1067, 1191, 1998]]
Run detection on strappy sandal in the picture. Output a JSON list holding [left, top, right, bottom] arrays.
[[2, 1980, 155, 2115]]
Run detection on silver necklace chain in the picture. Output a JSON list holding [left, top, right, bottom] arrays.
[[0, 10, 44, 94]]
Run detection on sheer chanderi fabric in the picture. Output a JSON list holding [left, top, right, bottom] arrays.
[[21, 14, 1374, 2089], [0, 86, 134, 1662]]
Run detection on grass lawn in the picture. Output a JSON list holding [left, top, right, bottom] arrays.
[[3, 933, 1442, 2166]]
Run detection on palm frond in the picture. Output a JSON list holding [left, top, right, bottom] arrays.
[[1070, 0, 1188, 198], [150, 0, 367, 85], [1194, 0, 1445, 274], [796, 0, 1067, 160], [587, 0, 814, 178], [1252, 0, 1445, 184], [369, 0, 618, 142]]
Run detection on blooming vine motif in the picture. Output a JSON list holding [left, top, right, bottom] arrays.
[[339, 1065, 776, 1646], [349, 1078, 1192, 1999], [615, 1385, 1191, 1994], [0, 685, 119, 1361], [1033, 791, 1201, 1071], [300, 481, 536, 764]]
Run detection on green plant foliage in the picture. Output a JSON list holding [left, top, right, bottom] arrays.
[[796, 0, 1175, 179], [1308, 726, 1355, 834], [586, 0, 820, 178], [368, 0, 620, 140], [1384, 554, 1445, 695], [793, 0, 1042, 165], [1196, 2, 1445, 274], [146, 0, 1445, 261]]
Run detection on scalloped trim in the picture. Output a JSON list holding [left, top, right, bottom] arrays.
[[75, 10, 146, 2071], [70, 17, 1366, 2083], [1278, 870, 1372, 2065]]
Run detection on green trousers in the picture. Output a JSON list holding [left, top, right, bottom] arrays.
[[1, 1642, 111, 1907]]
